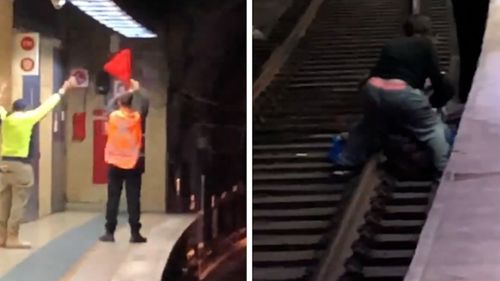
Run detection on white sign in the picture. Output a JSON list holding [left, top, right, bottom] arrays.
[[70, 68, 89, 88], [12, 33, 40, 76]]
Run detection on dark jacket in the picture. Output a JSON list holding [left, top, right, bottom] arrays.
[[370, 36, 443, 91]]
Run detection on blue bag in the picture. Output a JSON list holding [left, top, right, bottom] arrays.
[[328, 135, 345, 163]]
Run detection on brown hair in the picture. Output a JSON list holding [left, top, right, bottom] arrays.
[[117, 93, 133, 107], [403, 15, 432, 36]]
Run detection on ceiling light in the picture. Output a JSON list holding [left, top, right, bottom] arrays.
[[69, 0, 157, 38]]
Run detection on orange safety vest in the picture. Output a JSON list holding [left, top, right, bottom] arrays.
[[105, 108, 142, 169]]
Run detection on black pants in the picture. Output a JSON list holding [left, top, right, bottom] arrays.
[[105, 165, 142, 233]]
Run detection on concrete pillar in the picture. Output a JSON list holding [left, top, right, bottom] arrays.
[[0, 0, 13, 106]]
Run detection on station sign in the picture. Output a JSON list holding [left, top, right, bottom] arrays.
[[13, 33, 40, 76], [70, 68, 90, 88]]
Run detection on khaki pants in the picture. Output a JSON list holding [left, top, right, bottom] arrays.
[[0, 161, 34, 235]]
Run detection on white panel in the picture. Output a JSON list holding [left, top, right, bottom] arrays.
[[12, 32, 40, 76], [69, 0, 157, 38]]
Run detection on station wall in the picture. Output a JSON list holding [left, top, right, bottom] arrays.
[[0, 2, 169, 219], [0, 0, 13, 107], [62, 25, 168, 212]]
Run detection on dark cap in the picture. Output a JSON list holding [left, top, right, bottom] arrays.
[[403, 15, 432, 37], [12, 99, 28, 111]]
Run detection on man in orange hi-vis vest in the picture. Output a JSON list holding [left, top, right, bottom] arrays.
[[99, 79, 147, 243]]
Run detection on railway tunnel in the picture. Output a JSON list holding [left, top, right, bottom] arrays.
[[253, 0, 488, 280], [0, 0, 245, 280]]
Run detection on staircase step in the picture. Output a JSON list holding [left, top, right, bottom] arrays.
[[253, 207, 337, 219], [253, 194, 341, 204], [253, 267, 308, 281], [253, 234, 324, 247]]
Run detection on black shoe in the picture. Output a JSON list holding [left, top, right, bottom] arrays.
[[130, 233, 147, 243], [99, 232, 115, 243]]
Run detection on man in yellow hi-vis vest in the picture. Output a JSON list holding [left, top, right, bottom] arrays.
[[0, 77, 77, 249], [99, 79, 147, 243]]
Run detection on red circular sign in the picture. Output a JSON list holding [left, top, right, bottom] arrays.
[[20, 58, 35, 72], [73, 70, 87, 85], [20, 36, 35, 51]]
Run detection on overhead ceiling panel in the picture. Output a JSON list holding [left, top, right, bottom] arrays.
[[69, 0, 157, 38]]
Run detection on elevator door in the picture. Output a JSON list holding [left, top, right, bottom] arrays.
[[51, 48, 66, 212], [23, 75, 40, 222]]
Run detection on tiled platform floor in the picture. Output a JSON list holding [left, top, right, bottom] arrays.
[[0, 212, 195, 281]]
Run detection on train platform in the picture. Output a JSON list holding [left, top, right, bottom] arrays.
[[0, 212, 196, 281], [405, 1, 500, 280]]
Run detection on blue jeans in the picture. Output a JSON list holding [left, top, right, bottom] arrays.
[[336, 83, 450, 172]]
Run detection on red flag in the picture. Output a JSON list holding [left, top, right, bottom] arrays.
[[104, 49, 132, 88]]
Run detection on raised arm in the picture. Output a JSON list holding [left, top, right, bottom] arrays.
[[106, 79, 139, 114], [107, 79, 149, 118], [0, 82, 9, 120], [25, 76, 77, 123], [128, 79, 149, 118], [135, 89, 150, 119], [0, 81, 7, 97], [106, 95, 120, 115]]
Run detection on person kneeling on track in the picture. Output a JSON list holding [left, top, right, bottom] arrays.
[[330, 14, 454, 177]]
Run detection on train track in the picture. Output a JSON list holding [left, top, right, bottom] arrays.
[[339, 178, 435, 281], [253, 0, 456, 280], [337, 1, 455, 280]]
